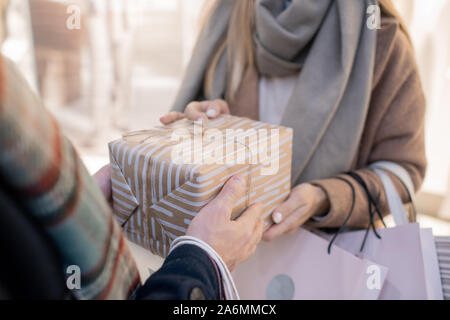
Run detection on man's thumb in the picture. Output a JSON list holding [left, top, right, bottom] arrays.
[[210, 175, 247, 218]]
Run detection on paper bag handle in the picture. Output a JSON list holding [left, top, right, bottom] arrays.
[[369, 161, 416, 226]]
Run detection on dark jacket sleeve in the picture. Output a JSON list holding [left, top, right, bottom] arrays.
[[135, 244, 224, 300]]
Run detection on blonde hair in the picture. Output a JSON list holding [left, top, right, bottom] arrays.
[[202, 0, 410, 102]]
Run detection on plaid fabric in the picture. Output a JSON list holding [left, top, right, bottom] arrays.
[[0, 56, 140, 299]]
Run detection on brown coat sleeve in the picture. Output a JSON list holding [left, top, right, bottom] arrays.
[[307, 19, 427, 229]]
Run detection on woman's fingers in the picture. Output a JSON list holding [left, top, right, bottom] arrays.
[[199, 100, 229, 119], [185, 101, 206, 121], [270, 189, 303, 225], [160, 111, 185, 125], [202, 100, 220, 119], [263, 184, 329, 241], [185, 100, 230, 121], [161, 100, 230, 125], [212, 99, 230, 115], [263, 206, 309, 242]]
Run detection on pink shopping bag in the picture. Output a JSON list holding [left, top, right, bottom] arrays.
[[318, 161, 443, 300], [319, 223, 430, 299], [232, 228, 388, 300]]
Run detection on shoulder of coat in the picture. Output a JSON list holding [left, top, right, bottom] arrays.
[[373, 14, 417, 89]]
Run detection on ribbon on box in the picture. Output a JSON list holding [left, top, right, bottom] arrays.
[[119, 118, 255, 224]]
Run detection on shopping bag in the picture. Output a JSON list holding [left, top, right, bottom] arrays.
[[321, 161, 443, 299], [320, 223, 436, 299], [232, 228, 388, 300]]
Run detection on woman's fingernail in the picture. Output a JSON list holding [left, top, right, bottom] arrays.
[[273, 212, 283, 224], [206, 109, 217, 118], [196, 117, 204, 123]]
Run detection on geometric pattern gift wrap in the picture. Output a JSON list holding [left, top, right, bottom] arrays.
[[109, 115, 293, 257]]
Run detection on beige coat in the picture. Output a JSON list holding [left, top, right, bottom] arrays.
[[230, 15, 427, 229]]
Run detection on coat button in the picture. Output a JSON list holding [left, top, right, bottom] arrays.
[[189, 287, 205, 300]]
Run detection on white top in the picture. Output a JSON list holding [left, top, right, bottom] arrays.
[[259, 74, 332, 221], [258, 74, 299, 125]]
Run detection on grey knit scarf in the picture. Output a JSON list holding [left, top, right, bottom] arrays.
[[172, 0, 377, 185]]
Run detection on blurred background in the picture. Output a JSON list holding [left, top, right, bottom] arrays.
[[1, 0, 449, 237]]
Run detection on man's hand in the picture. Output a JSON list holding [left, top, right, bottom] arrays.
[[187, 175, 264, 271], [93, 163, 264, 271], [93, 164, 113, 207]]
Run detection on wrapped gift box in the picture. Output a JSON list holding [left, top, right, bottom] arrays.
[[109, 115, 293, 257]]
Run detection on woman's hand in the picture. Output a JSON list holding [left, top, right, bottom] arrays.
[[93, 164, 113, 207], [263, 183, 330, 242], [187, 175, 264, 271], [160, 99, 230, 125]]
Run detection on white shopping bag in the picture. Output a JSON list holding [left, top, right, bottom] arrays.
[[233, 228, 388, 300]]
